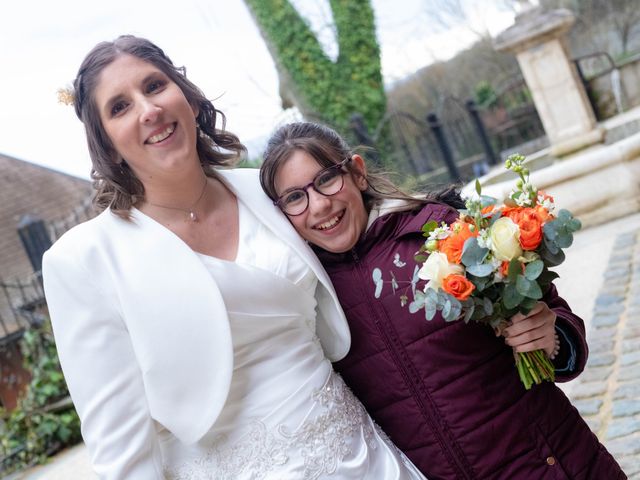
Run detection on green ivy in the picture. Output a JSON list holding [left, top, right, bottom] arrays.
[[244, 0, 386, 135], [0, 319, 80, 475]]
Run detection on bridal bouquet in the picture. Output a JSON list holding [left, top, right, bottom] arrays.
[[375, 154, 581, 389]]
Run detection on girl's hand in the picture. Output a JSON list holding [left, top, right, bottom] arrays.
[[503, 302, 558, 357]]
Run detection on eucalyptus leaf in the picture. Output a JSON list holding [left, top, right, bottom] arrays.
[[503, 284, 524, 309], [480, 195, 498, 208], [520, 296, 537, 313], [556, 232, 573, 248], [442, 299, 452, 319], [525, 280, 543, 299], [409, 300, 423, 314], [463, 304, 475, 323], [543, 221, 558, 240], [469, 273, 490, 292], [540, 246, 565, 266], [461, 237, 489, 267], [488, 211, 503, 225], [425, 287, 438, 303], [409, 290, 426, 312], [543, 235, 560, 254], [466, 262, 494, 277], [448, 305, 462, 322], [567, 218, 582, 232], [557, 209, 571, 222], [411, 265, 420, 296], [450, 296, 462, 317], [508, 259, 522, 282], [516, 275, 532, 297], [483, 297, 494, 316], [425, 302, 437, 320], [524, 260, 544, 280]]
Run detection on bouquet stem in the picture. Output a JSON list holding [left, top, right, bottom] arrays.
[[515, 350, 555, 390]]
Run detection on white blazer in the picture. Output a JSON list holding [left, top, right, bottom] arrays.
[[42, 168, 351, 479]]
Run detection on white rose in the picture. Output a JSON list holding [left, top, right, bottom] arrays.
[[418, 251, 464, 290], [489, 217, 523, 261]]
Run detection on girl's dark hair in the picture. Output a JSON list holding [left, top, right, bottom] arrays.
[[259, 121, 463, 213], [72, 35, 246, 218]]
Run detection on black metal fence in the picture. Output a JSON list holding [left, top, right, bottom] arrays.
[[351, 79, 547, 186]]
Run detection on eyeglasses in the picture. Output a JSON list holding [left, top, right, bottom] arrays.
[[274, 158, 351, 216]]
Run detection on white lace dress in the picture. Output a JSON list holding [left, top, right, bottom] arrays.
[[159, 201, 426, 480]]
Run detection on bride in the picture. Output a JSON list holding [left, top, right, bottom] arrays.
[[43, 35, 427, 479]]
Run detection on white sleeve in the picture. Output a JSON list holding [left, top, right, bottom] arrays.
[[42, 246, 165, 480]]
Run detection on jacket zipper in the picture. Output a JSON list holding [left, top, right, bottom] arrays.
[[350, 248, 475, 480]]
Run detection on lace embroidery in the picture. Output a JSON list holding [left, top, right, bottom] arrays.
[[164, 373, 375, 480]]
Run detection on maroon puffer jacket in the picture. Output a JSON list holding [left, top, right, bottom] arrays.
[[316, 202, 625, 480]]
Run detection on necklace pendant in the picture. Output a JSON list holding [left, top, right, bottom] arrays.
[[189, 211, 198, 222]]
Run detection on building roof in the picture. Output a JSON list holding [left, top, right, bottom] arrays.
[[0, 153, 93, 335]]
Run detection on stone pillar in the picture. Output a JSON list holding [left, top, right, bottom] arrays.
[[494, 6, 604, 157]]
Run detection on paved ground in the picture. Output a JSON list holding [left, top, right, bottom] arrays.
[[13, 213, 640, 479], [558, 216, 640, 478]]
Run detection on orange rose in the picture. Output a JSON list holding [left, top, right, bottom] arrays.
[[506, 208, 543, 250], [501, 205, 523, 221], [534, 205, 553, 223], [499, 260, 510, 277], [438, 221, 478, 264], [442, 274, 475, 300]]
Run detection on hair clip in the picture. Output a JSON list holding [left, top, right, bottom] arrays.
[[57, 86, 75, 106]]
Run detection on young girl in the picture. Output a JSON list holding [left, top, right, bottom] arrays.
[[259, 122, 626, 480]]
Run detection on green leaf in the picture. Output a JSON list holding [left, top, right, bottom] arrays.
[[421, 220, 438, 237], [425, 301, 437, 320], [540, 245, 565, 266], [556, 231, 573, 248], [503, 284, 524, 309], [567, 218, 582, 232], [524, 260, 544, 280], [475, 179, 482, 195], [557, 209, 571, 222], [411, 265, 420, 296], [507, 259, 522, 282], [442, 299, 452, 319], [516, 274, 532, 296], [480, 195, 498, 208], [468, 273, 490, 292], [409, 290, 426, 313], [538, 269, 560, 284], [520, 296, 538, 312], [463, 304, 475, 323], [483, 297, 494, 316], [461, 237, 489, 267], [466, 263, 494, 277], [525, 280, 543, 299]]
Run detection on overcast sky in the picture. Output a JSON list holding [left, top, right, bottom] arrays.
[[0, 0, 516, 179]]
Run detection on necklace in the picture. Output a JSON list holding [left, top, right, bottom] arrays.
[[145, 176, 208, 222]]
